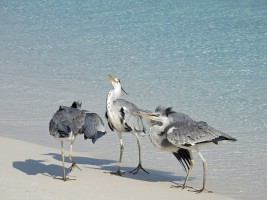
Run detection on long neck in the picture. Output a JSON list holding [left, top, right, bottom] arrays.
[[106, 86, 121, 110], [110, 84, 121, 100], [149, 121, 171, 150], [150, 119, 171, 135]]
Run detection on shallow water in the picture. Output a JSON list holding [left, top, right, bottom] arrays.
[[0, 1, 266, 199]]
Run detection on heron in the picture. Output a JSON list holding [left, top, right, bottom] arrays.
[[136, 106, 237, 193], [105, 74, 148, 176], [49, 101, 106, 181]]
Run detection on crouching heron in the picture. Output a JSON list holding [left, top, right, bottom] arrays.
[[49, 101, 106, 181], [136, 106, 237, 193]]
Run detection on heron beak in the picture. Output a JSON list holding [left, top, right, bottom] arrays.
[[134, 112, 160, 118], [108, 74, 117, 82]]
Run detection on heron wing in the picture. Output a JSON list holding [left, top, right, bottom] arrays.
[[114, 99, 145, 133], [49, 118, 71, 138], [173, 148, 192, 172], [166, 120, 236, 147], [105, 111, 114, 131], [169, 112, 194, 123], [49, 106, 86, 137], [79, 112, 106, 143]]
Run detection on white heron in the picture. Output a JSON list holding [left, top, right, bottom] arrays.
[[49, 101, 106, 181], [136, 106, 237, 193], [105, 74, 148, 175]]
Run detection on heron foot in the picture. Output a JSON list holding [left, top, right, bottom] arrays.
[[69, 162, 82, 171], [53, 176, 76, 182], [109, 170, 125, 176], [171, 184, 194, 190], [129, 163, 149, 175], [188, 187, 213, 194]]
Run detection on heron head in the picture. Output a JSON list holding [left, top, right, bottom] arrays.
[[136, 107, 174, 125], [108, 74, 128, 95], [155, 106, 175, 117], [108, 74, 119, 83], [71, 101, 82, 109], [135, 111, 167, 123]]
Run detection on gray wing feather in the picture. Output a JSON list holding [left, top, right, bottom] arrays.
[[49, 106, 86, 137], [122, 107, 144, 132], [49, 118, 71, 138], [169, 112, 194, 123], [114, 99, 145, 133], [79, 112, 106, 143], [166, 121, 234, 147], [89, 113, 106, 133], [79, 114, 97, 137]]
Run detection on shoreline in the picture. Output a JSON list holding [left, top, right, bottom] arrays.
[[0, 136, 235, 200]]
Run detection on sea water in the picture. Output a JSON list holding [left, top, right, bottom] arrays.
[[0, 1, 266, 199]]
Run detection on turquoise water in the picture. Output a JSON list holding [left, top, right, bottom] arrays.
[[0, 1, 266, 199]]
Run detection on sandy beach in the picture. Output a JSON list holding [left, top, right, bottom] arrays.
[[0, 136, 235, 200]]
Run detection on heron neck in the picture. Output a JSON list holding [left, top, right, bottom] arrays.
[[107, 87, 121, 104], [151, 120, 170, 134], [159, 120, 171, 133]]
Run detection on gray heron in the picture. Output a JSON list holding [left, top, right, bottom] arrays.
[[49, 101, 106, 181], [105, 74, 148, 176], [136, 106, 237, 193]]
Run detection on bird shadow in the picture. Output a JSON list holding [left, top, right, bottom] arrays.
[[44, 153, 116, 166], [99, 165, 195, 183], [45, 153, 194, 183], [13, 153, 195, 184], [12, 159, 63, 178], [12, 153, 116, 179]]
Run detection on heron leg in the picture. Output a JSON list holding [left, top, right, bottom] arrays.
[[53, 141, 77, 181], [57, 141, 68, 181], [69, 140, 82, 171], [189, 152, 212, 193], [61, 141, 67, 181], [110, 132, 125, 176], [172, 151, 194, 190], [182, 159, 194, 189], [129, 134, 149, 175]]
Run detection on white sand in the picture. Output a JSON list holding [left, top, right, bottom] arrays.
[[0, 136, 235, 200]]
